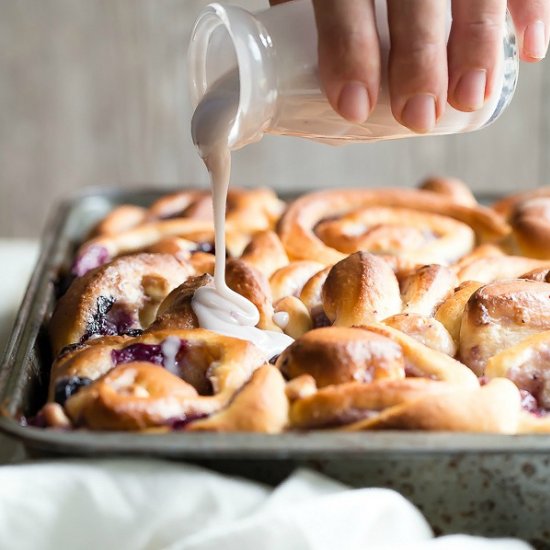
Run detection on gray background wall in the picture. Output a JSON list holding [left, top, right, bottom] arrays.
[[1, 0, 549, 237]]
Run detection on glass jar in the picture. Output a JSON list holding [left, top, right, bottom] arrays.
[[188, 0, 518, 148]]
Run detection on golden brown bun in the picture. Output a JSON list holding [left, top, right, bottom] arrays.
[[277, 326, 406, 387], [187, 365, 288, 433], [492, 187, 550, 259], [225, 259, 280, 331], [459, 280, 550, 375], [287, 324, 478, 430], [322, 252, 401, 327], [419, 177, 477, 206], [50, 253, 193, 356], [240, 230, 289, 278], [399, 264, 457, 317], [486, 330, 550, 409], [270, 261, 325, 303], [383, 313, 456, 356], [278, 188, 508, 266], [51, 329, 267, 430], [435, 281, 483, 345], [149, 274, 212, 331], [344, 378, 521, 433]]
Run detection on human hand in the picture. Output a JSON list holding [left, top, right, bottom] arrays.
[[270, 0, 549, 133]]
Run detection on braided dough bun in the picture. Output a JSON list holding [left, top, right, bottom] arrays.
[[186, 365, 288, 433], [278, 187, 508, 267], [50, 253, 193, 356], [286, 324, 478, 430], [493, 187, 550, 259], [277, 327, 407, 388], [150, 259, 283, 333], [485, 331, 550, 408], [49, 328, 266, 430], [455, 253, 550, 284], [319, 254, 457, 350], [459, 279, 550, 376], [343, 378, 521, 433], [382, 313, 456, 356]]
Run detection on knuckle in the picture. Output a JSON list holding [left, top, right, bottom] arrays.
[[321, 26, 380, 78], [461, 17, 503, 44], [398, 39, 443, 69]]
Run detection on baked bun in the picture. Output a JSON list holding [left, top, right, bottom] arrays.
[[50, 253, 193, 355], [493, 187, 550, 259]]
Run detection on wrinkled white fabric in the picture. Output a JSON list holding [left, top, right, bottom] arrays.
[[0, 459, 531, 550]]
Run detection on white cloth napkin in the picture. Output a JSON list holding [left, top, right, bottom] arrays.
[[0, 459, 531, 550]]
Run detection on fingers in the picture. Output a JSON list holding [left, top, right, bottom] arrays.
[[508, 0, 550, 61], [312, 0, 380, 123], [447, 0, 507, 112], [387, 0, 448, 134]]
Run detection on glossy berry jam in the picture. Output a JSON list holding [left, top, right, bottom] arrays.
[[82, 296, 137, 341], [168, 413, 208, 430], [112, 343, 165, 366], [54, 376, 93, 405], [111, 339, 189, 370], [311, 308, 331, 329]]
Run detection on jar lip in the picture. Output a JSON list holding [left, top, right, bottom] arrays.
[[188, 2, 278, 150]]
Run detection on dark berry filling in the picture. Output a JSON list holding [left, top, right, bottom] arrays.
[[168, 413, 208, 430], [112, 343, 165, 366], [112, 339, 190, 369], [23, 413, 47, 428], [82, 296, 138, 341], [71, 245, 111, 277], [54, 376, 93, 405], [311, 307, 331, 329]]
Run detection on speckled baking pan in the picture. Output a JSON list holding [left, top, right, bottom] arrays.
[[1, 187, 550, 547]]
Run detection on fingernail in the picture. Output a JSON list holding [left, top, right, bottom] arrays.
[[401, 94, 436, 133], [337, 81, 370, 123], [454, 69, 487, 111], [523, 20, 547, 59]]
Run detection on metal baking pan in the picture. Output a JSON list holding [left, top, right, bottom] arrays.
[[1, 187, 550, 546]]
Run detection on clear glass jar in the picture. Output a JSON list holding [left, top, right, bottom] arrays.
[[188, 0, 519, 148]]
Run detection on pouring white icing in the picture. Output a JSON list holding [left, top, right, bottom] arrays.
[[191, 75, 293, 360]]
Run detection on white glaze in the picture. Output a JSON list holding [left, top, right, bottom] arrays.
[[273, 311, 290, 330], [191, 77, 293, 359], [161, 336, 182, 376]]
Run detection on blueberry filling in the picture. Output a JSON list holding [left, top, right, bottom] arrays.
[[82, 296, 137, 341], [167, 413, 208, 430], [71, 245, 111, 277], [112, 343, 165, 366], [311, 308, 331, 329], [54, 376, 93, 406], [111, 339, 189, 369], [23, 413, 47, 428]]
